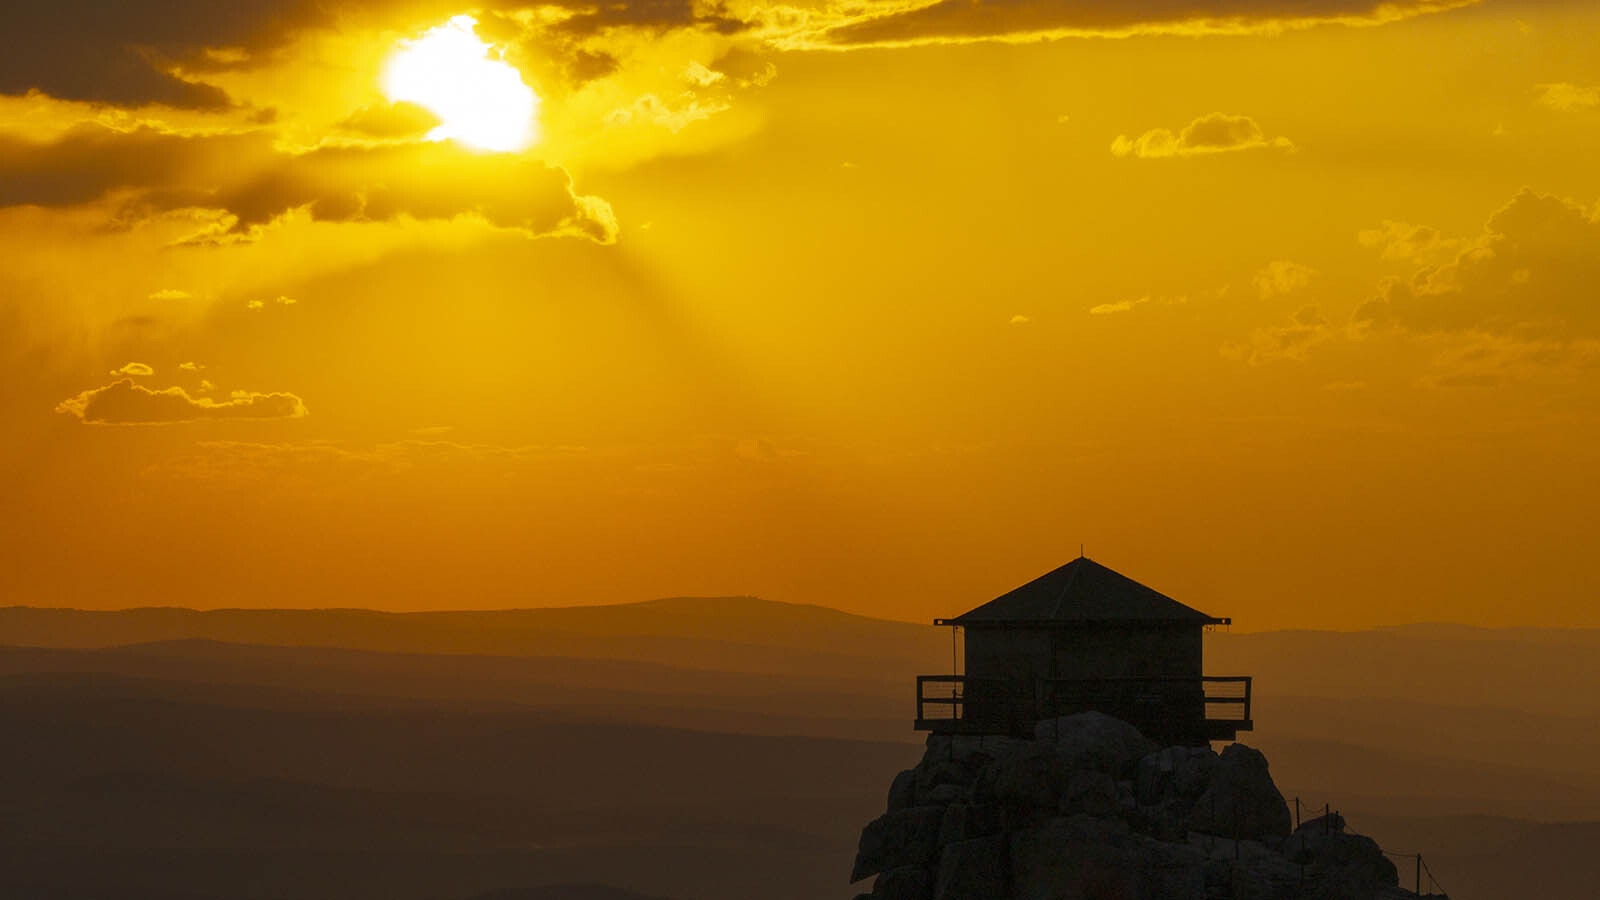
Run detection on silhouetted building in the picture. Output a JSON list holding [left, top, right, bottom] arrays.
[[915, 556, 1253, 745]]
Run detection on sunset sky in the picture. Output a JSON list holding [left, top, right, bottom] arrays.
[[4, 0, 1598, 629]]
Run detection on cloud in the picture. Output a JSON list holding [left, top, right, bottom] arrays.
[[1354, 188, 1600, 338], [148, 288, 194, 301], [1231, 305, 1332, 364], [336, 101, 442, 139], [1535, 82, 1600, 111], [1088, 293, 1197, 315], [0, 0, 289, 108], [0, 127, 617, 244], [110, 362, 154, 377], [1254, 260, 1317, 299], [1357, 220, 1466, 266], [1089, 297, 1149, 315], [56, 378, 308, 425], [811, 0, 1473, 49], [1112, 114, 1293, 159], [1009, 314, 1032, 325], [0, 0, 1477, 117]]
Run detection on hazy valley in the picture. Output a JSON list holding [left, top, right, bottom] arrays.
[[4, 599, 1598, 899]]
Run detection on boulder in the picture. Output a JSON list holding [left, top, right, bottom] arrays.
[[1293, 811, 1346, 837], [1135, 745, 1220, 806], [924, 783, 968, 807], [888, 769, 917, 813], [1285, 829, 1400, 898], [1012, 815, 1204, 900], [1033, 712, 1157, 775], [934, 835, 1009, 900], [937, 803, 970, 847], [1189, 744, 1292, 841], [1189, 833, 1304, 900], [1059, 770, 1119, 818], [873, 865, 933, 900], [989, 743, 1067, 823], [853, 806, 946, 883]]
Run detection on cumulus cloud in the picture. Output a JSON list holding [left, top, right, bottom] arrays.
[[148, 288, 194, 301], [1535, 82, 1600, 111], [1357, 220, 1466, 266], [1254, 261, 1317, 299], [110, 362, 155, 377], [1354, 188, 1600, 338], [1112, 114, 1293, 159], [56, 378, 308, 425], [1230, 306, 1332, 364]]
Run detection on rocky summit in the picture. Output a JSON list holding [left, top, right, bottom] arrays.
[[850, 712, 1432, 900]]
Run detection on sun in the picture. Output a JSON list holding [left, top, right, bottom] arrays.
[[382, 15, 539, 152]]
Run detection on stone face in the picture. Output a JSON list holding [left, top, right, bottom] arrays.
[[938, 803, 970, 847], [873, 865, 933, 900], [934, 835, 1009, 900], [1189, 743, 1292, 841], [1012, 815, 1203, 900], [852, 806, 947, 883], [1136, 745, 1220, 806], [888, 769, 918, 813], [1059, 770, 1119, 818], [1033, 712, 1158, 775], [990, 743, 1067, 825], [924, 783, 968, 807], [1287, 830, 1401, 898], [855, 715, 1415, 900]]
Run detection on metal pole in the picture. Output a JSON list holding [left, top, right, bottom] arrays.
[[1415, 854, 1422, 896]]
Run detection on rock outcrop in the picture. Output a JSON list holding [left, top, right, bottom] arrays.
[[851, 712, 1430, 900]]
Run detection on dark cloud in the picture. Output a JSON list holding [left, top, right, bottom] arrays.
[[821, 0, 1473, 46], [0, 0, 1480, 110], [0, 1, 334, 108], [208, 142, 617, 242], [0, 127, 267, 208], [0, 1, 750, 108], [56, 378, 308, 425], [0, 126, 617, 243], [1354, 189, 1600, 338], [543, 0, 748, 37]]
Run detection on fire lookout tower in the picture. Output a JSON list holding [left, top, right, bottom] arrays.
[[915, 556, 1253, 746]]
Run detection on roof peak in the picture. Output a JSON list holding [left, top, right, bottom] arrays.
[[939, 557, 1227, 627]]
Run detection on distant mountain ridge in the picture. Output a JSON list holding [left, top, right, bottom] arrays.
[[0, 597, 946, 681]]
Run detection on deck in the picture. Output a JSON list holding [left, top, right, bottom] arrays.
[[914, 674, 1253, 744]]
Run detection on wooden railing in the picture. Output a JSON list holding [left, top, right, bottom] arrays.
[[915, 674, 1252, 738]]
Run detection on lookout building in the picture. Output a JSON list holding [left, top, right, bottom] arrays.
[[915, 556, 1253, 746]]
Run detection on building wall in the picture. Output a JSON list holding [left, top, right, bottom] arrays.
[[1049, 624, 1201, 679], [964, 628, 1054, 681], [963, 624, 1203, 680]]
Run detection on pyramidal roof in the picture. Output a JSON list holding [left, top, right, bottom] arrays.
[[941, 557, 1227, 626]]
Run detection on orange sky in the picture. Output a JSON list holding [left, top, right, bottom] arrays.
[[2, 0, 1598, 629]]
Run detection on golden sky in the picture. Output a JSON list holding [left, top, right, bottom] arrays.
[[3, 0, 1598, 628]]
